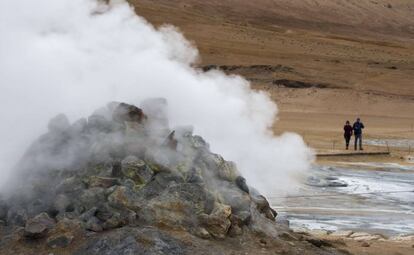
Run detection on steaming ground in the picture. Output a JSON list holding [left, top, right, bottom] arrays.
[[0, 0, 312, 195]]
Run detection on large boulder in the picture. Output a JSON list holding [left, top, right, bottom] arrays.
[[139, 183, 213, 229], [121, 156, 154, 184], [251, 195, 277, 221], [24, 212, 55, 239], [107, 186, 141, 211], [112, 102, 146, 123], [199, 203, 232, 239], [46, 218, 83, 248]]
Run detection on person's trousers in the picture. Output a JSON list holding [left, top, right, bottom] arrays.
[[344, 135, 351, 148], [354, 134, 362, 150]]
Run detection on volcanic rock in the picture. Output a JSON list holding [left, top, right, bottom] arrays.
[[199, 203, 232, 239], [24, 212, 55, 239], [112, 102, 146, 123], [0, 101, 350, 254]]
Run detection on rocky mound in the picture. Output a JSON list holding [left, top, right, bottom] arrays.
[[0, 100, 344, 254]]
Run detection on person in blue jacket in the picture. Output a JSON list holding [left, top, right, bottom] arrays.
[[353, 118, 365, 150]]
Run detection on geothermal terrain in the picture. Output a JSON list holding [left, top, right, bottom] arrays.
[[127, 0, 414, 254], [0, 0, 413, 255], [131, 0, 414, 152]]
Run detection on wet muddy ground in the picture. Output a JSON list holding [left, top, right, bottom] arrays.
[[271, 164, 414, 237]]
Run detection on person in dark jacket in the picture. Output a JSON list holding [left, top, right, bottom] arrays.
[[353, 118, 365, 150], [343, 120, 353, 150]]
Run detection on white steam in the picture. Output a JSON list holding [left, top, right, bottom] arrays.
[[0, 0, 313, 195]]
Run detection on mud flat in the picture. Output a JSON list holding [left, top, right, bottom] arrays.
[[271, 164, 414, 237]]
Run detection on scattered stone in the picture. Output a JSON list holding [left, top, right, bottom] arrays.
[[121, 156, 154, 184], [248, 205, 278, 238], [89, 176, 119, 188], [80, 188, 106, 210], [47, 233, 74, 248], [86, 217, 103, 232], [251, 195, 276, 221], [199, 203, 232, 239], [108, 186, 140, 211], [24, 212, 55, 239], [194, 227, 211, 239]]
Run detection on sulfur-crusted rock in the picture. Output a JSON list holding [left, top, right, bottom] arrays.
[[107, 186, 140, 211], [139, 183, 212, 229], [121, 156, 154, 184], [79, 188, 106, 210], [199, 203, 232, 239]]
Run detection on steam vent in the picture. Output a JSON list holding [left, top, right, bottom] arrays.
[[0, 101, 343, 254]]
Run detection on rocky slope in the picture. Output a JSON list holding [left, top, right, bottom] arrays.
[[0, 100, 345, 254]]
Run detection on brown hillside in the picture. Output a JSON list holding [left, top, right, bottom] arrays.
[[129, 0, 414, 153]]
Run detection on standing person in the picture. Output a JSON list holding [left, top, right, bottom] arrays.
[[353, 118, 365, 150], [343, 121, 353, 150]]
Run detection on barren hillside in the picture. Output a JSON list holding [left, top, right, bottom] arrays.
[[129, 0, 414, 152]]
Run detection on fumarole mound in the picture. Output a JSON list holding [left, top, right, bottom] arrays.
[[0, 100, 344, 254]]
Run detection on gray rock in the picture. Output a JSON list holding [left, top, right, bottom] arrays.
[[107, 186, 140, 211], [79, 207, 98, 222], [251, 195, 276, 221], [199, 203, 232, 239], [248, 205, 278, 238], [139, 183, 210, 228], [24, 212, 55, 239], [80, 188, 106, 210], [219, 183, 251, 217], [74, 227, 185, 255], [89, 176, 119, 188], [112, 103, 146, 124], [121, 157, 154, 184], [235, 176, 249, 193], [86, 216, 103, 232], [47, 233, 74, 248]]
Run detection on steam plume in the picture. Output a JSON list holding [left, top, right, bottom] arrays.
[[0, 0, 313, 195]]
